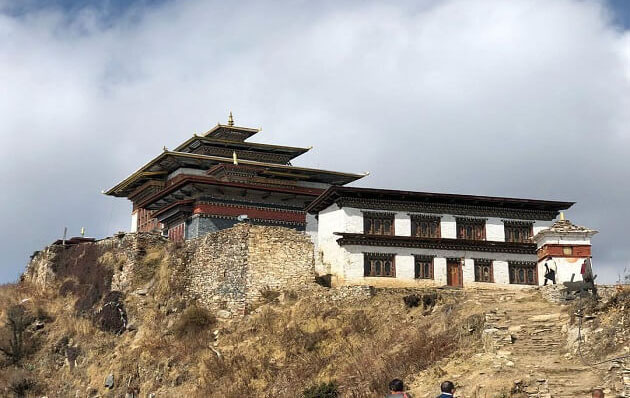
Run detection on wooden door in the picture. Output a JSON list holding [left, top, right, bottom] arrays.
[[447, 260, 462, 287]]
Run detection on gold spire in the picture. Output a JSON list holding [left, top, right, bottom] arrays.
[[228, 111, 234, 127], [559, 212, 565, 221], [233, 151, 238, 165]]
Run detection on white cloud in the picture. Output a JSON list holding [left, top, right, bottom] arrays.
[[0, 0, 628, 282]]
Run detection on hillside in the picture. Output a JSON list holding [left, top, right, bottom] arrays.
[[0, 228, 628, 398]]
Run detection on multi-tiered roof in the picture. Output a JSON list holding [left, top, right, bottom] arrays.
[[106, 114, 366, 235]]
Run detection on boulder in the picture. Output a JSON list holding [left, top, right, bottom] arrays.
[[104, 374, 114, 389]]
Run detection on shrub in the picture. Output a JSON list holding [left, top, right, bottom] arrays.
[[260, 287, 281, 303], [346, 310, 372, 335], [422, 292, 438, 309], [403, 294, 421, 308], [284, 289, 299, 302], [6, 368, 37, 398], [94, 291, 127, 334], [173, 305, 216, 339], [303, 381, 339, 398]]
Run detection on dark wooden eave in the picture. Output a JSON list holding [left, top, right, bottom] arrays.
[[105, 151, 365, 197], [306, 186, 574, 216], [137, 175, 323, 210], [203, 124, 260, 141], [334, 233, 537, 255], [174, 136, 310, 159]]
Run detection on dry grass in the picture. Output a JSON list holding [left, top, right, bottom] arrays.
[[0, 253, 488, 398]]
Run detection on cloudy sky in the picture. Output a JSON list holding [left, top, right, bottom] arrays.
[[1, 0, 629, 283]]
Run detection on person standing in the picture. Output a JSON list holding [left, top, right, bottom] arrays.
[[592, 388, 604, 398], [438, 381, 455, 398], [386, 379, 411, 398], [544, 259, 557, 285]]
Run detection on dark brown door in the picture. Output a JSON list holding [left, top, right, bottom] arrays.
[[447, 260, 462, 287]]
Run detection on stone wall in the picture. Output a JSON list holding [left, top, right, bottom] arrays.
[[23, 233, 169, 293], [24, 225, 315, 318], [182, 223, 315, 316]]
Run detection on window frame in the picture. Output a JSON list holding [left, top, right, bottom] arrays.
[[363, 212, 395, 236], [474, 259, 494, 283], [504, 221, 534, 243], [508, 261, 538, 285], [363, 253, 396, 277], [411, 215, 441, 238], [456, 217, 486, 240], [414, 255, 434, 279]]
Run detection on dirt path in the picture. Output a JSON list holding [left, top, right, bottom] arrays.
[[408, 288, 615, 398]]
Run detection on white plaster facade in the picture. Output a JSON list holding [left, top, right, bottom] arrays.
[[312, 203, 564, 288], [130, 211, 138, 233], [533, 218, 598, 286]]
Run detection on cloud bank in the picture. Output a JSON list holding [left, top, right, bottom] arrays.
[[1, 0, 629, 282]]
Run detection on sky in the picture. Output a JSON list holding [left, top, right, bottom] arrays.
[[1, 0, 629, 283]]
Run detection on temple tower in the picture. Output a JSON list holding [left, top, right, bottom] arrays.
[[533, 213, 598, 284]]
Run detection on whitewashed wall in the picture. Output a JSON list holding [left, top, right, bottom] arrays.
[[536, 234, 592, 246], [315, 203, 558, 287], [493, 261, 510, 284], [340, 244, 537, 286], [130, 211, 138, 233], [395, 213, 411, 237], [316, 204, 347, 278], [537, 257, 588, 285], [462, 258, 475, 282], [441, 215, 457, 238], [486, 218, 504, 242]]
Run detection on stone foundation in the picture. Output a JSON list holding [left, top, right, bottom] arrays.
[[180, 223, 315, 316]]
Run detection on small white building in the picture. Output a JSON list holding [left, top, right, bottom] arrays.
[[534, 216, 598, 284], [306, 186, 595, 288]]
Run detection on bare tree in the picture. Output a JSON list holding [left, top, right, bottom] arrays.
[[0, 305, 34, 365]]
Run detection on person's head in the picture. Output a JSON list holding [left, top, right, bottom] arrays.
[[389, 379, 404, 392], [592, 388, 604, 398], [441, 381, 455, 394]]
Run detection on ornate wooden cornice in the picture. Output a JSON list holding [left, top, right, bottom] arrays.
[[337, 198, 559, 221], [334, 233, 537, 255]]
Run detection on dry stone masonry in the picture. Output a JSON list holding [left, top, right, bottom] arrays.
[[24, 224, 316, 318], [177, 224, 316, 316]]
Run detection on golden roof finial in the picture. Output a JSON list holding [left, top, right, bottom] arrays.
[[228, 111, 234, 127], [559, 211, 565, 221], [233, 151, 238, 165]]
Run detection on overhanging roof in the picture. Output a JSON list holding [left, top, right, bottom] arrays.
[[105, 151, 365, 197], [306, 186, 574, 215], [335, 233, 537, 255], [203, 124, 260, 141], [173, 135, 311, 159], [138, 175, 324, 210]]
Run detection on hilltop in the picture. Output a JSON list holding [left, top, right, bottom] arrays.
[[0, 226, 628, 398]]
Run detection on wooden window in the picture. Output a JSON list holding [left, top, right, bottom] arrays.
[[474, 260, 493, 283], [364, 212, 395, 236], [456, 218, 486, 240], [414, 255, 434, 279], [411, 216, 441, 238], [364, 253, 396, 277], [504, 222, 533, 243], [509, 262, 537, 285]]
